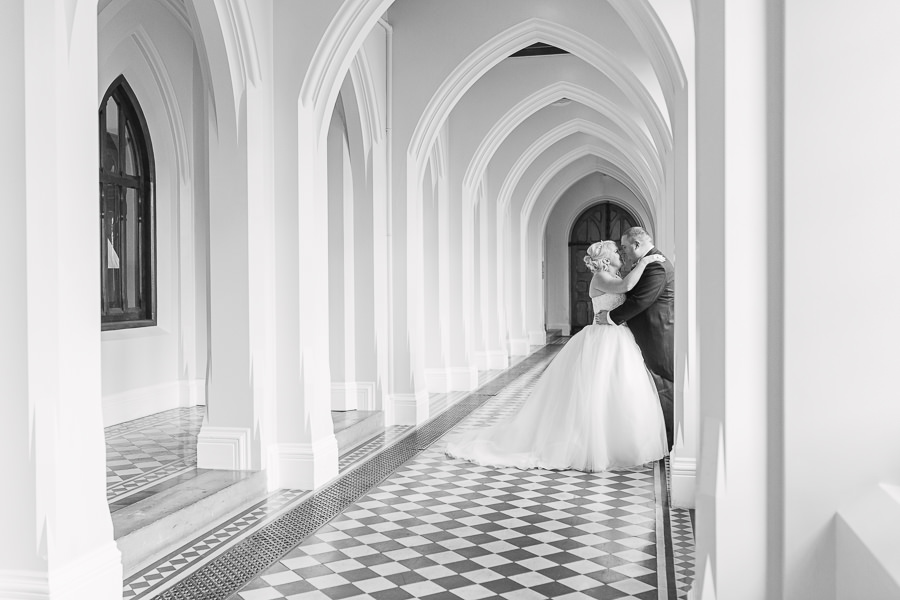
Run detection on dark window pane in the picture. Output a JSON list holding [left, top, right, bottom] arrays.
[[125, 188, 139, 309], [104, 184, 122, 311], [124, 123, 138, 177], [104, 97, 119, 175]]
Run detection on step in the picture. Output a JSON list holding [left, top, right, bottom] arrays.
[[332, 410, 385, 454], [113, 469, 266, 577]]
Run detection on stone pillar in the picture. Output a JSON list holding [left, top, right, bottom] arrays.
[[383, 158, 430, 424], [504, 206, 531, 356], [475, 192, 509, 370], [328, 105, 360, 412], [193, 0, 276, 474], [423, 164, 450, 391], [670, 84, 698, 509], [693, 1, 779, 598], [0, 1, 122, 597]]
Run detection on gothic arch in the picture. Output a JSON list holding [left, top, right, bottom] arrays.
[[522, 144, 657, 232], [464, 81, 663, 198], [497, 118, 657, 217], [409, 17, 672, 177]]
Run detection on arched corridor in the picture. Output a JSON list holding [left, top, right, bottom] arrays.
[[3, 1, 900, 599]]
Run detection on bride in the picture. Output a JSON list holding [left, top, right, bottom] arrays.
[[445, 240, 669, 472]]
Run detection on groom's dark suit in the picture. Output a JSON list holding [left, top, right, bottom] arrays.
[[610, 247, 675, 450]]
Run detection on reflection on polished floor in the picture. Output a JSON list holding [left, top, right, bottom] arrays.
[[108, 336, 694, 599]]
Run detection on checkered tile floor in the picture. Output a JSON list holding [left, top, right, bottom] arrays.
[[119, 335, 694, 599], [233, 344, 693, 600], [106, 407, 205, 504]]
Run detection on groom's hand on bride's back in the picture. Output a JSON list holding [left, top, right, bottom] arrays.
[[594, 310, 610, 325]]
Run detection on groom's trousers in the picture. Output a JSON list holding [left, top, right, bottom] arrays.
[[649, 371, 674, 452]]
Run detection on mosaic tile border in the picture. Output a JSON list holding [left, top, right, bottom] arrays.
[[149, 346, 564, 600], [338, 426, 414, 472], [107, 456, 196, 502], [671, 507, 695, 598], [124, 489, 307, 599]]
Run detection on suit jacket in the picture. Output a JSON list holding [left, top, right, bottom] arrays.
[[610, 247, 674, 381]]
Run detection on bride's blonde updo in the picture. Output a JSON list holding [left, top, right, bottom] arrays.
[[583, 240, 617, 273]]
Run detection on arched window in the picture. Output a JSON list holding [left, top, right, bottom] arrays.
[[99, 77, 155, 329]]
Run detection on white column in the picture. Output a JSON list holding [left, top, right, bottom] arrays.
[[476, 191, 509, 370], [504, 206, 530, 356], [194, 1, 276, 474], [370, 133, 391, 411], [693, 0, 779, 598], [444, 157, 479, 391], [328, 107, 360, 412], [350, 123, 378, 413], [0, 1, 122, 597], [670, 84, 698, 509], [266, 3, 342, 487], [423, 164, 450, 392], [524, 214, 548, 345], [384, 159, 430, 424]]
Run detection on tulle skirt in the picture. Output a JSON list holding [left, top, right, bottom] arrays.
[[446, 324, 668, 472]]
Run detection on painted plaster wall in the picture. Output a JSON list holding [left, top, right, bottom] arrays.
[[98, 0, 206, 424], [782, 2, 900, 598]]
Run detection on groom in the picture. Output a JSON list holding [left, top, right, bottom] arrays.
[[595, 227, 675, 451]]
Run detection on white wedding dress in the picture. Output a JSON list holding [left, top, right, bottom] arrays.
[[446, 293, 668, 472]]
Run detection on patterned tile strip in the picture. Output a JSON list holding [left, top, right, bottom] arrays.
[[124, 489, 307, 599]]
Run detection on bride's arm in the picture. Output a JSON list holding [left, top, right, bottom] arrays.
[[593, 255, 666, 294]]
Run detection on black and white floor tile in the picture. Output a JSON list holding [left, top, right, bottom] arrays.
[[106, 406, 205, 506], [116, 337, 694, 599]]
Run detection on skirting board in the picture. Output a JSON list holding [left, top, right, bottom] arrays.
[[669, 456, 697, 508], [425, 368, 451, 393], [197, 426, 250, 470], [528, 330, 547, 345], [331, 381, 375, 411], [475, 350, 509, 370], [447, 366, 479, 391], [0, 541, 122, 600], [386, 391, 430, 425], [103, 379, 205, 426], [267, 437, 339, 490], [549, 323, 572, 337], [508, 338, 530, 356], [427, 367, 481, 392]]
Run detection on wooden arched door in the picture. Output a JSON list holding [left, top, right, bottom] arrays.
[[569, 202, 640, 334]]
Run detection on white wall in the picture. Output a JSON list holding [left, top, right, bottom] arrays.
[[98, 0, 207, 425], [782, 2, 900, 598]]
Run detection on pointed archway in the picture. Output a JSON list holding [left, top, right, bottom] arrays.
[[568, 201, 640, 334]]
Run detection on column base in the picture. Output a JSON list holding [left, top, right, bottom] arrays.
[[0, 541, 122, 600], [528, 330, 547, 345], [197, 425, 251, 470], [424, 368, 450, 393], [447, 366, 479, 391], [669, 455, 697, 508], [549, 323, 571, 337], [475, 350, 509, 370], [331, 381, 375, 411], [508, 338, 530, 356], [267, 436, 339, 490], [386, 391, 430, 425]]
